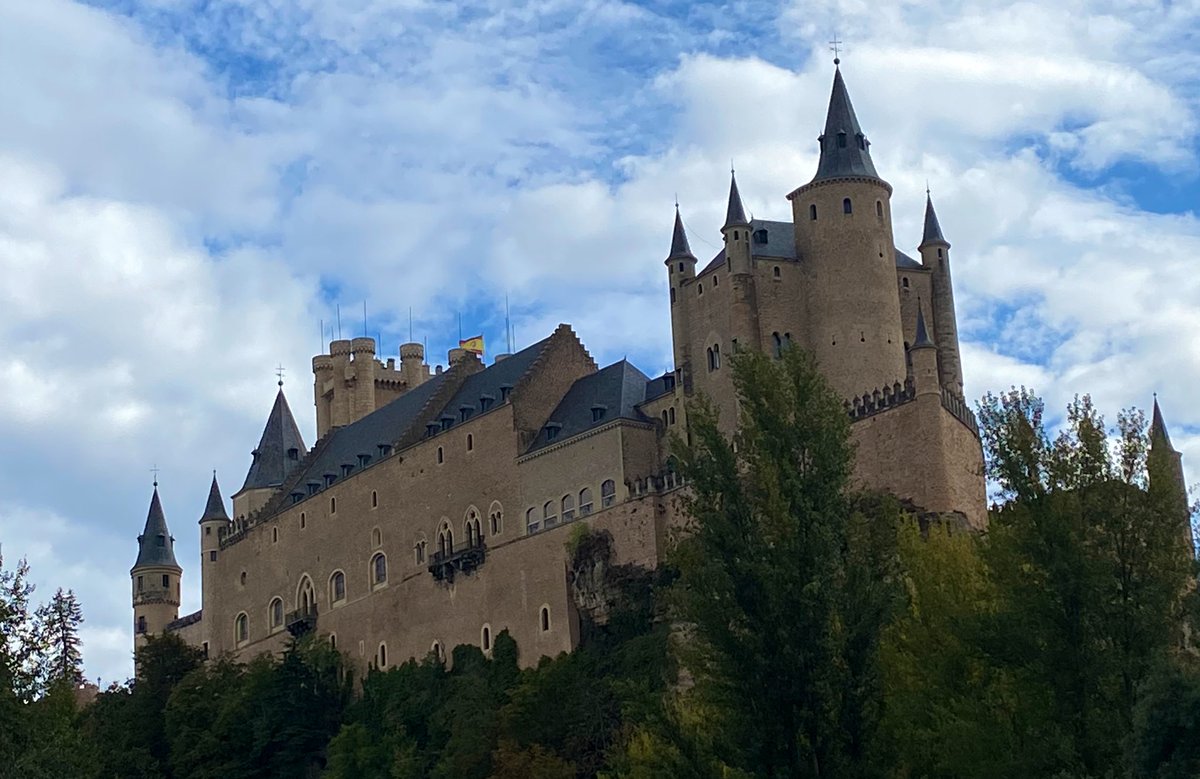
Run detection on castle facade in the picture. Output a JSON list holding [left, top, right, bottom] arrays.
[[130, 65, 1002, 671]]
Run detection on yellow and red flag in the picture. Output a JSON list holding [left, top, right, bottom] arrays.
[[459, 335, 485, 355]]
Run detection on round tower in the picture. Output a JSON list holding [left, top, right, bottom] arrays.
[[789, 65, 906, 399], [665, 205, 697, 389], [350, 336, 378, 421], [131, 482, 182, 659], [918, 191, 964, 396], [722, 171, 762, 353], [909, 302, 941, 397], [198, 473, 229, 652]]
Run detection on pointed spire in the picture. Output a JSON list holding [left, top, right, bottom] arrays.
[[132, 485, 180, 571], [200, 472, 230, 523], [1151, 395, 1175, 450], [241, 388, 308, 493], [811, 66, 880, 183], [668, 205, 695, 259], [723, 169, 749, 229], [913, 300, 936, 349], [920, 190, 948, 247]]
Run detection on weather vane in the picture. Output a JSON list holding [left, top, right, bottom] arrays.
[[150, 464, 160, 487], [829, 34, 843, 65], [276, 364, 286, 388]]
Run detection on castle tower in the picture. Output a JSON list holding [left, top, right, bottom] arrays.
[[232, 386, 307, 520], [909, 302, 940, 397], [198, 473, 230, 649], [919, 192, 964, 395], [665, 205, 698, 391], [788, 64, 906, 398], [1149, 398, 1194, 557], [131, 482, 181, 658], [722, 171, 762, 353]]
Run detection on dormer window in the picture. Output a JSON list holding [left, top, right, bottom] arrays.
[[307, 481, 321, 496], [341, 463, 354, 477], [324, 473, 337, 487], [753, 229, 768, 244], [426, 423, 439, 438], [837, 131, 847, 148], [591, 405, 607, 423], [545, 423, 562, 442], [460, 405, 473, 422], [480, 394, 494, 411], [440, 415, 453, 431], [358, 454, 371, 467], [156, 535, 165, 547], [290, 492, 304, 504], [500, 385, 512, 401], [377, 443, 392, 457], [287, 448, 299, 460]]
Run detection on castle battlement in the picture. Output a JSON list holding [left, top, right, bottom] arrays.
[[846, 378, 917, 422]]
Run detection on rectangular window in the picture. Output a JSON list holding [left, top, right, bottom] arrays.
[[137, 575, 143, 593], [209, 551, 217, 562], [161, 574, 169, 587]]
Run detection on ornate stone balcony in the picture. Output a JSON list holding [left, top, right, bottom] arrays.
[[285, 605, 317, 637], [428, 538, 487, 583]]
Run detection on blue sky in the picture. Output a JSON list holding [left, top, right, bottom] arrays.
[[0, 0, 1198, 685]]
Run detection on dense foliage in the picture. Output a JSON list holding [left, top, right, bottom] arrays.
[[0, 358, 1196, 779]]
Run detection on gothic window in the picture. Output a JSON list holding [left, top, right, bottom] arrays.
[[561, 494, 576, 522], [330, 571, 346, 604], [489, 502, 503, 535], [481, 625, 492, 652], [668, 407, 676, 425], [465, 510, 482, 545], [601, 479, 616, 508], [706, 347, 714, 371], [843, 198, 853, 214], [712, 344, 720, 369], [270, 597, 283, 629], [298, 576, 315, 614], [414, 539, 427, 565], [330, 634, 337, 650], [371, 490, 378, 508], [579, 487, 594, 516], [661, 410, 668, 426], [772, 332, 783, 358], [713, 274, 719, 286], [330, 496, 336, 514], [543, 500, 558, 528], [235, 613, 248, 644], [697, 283, 703, 296], [432, 641, 443, 661], [378, 643, 388, 668], [773, 266, 781, 278], [540, 606, 551, 632], [876, 200, 883, 218], [526, 507, 539, 534], [810, 204, 817, 220], [437, 447, 444, 464], [371, 553, 387, 588]]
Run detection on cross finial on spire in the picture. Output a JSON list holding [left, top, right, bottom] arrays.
[[150, 464, 160, 488], [829, 34, 843, 65], [926, 179, 931, 196], [276, 364, 285, 388]]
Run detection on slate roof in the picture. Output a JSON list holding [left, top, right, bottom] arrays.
[[241, 389, 307, 492], [895, 249, 923, 269], [526, 360, 653, 453], [644, 372, 675, 401], [698, 219, 921, 276], [812, 67, 881, 183], [921, 193, 947, 246], [199, 474, 229, 523], [913, 301, 936, 348], [724, 172, 749, 227], [435, 334, 554, 429], [668, 207, 695, 259], [133, 486, 180, 571], [1151, 398, 1174, 450]]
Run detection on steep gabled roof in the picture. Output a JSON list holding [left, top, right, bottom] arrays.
[[811, 66, 880, 184], [913, 301, 936, 349], [132, 486, 180, 572], [921, 192, 947, 246], [241, 389, 308, 492], [1151, 397, 1175, 450], [199, 474, 229, 523], [668, 206, 695, 259], [526, 360, 652, 453], [433, 334, 555, 428], [724, 171, 749, 228]]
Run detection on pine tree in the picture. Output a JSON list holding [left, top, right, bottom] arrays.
[[35, 588, 84, 687], [0, 552, 39, 700]]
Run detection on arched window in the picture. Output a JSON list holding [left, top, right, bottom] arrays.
[[481, 624, 492, 652], [432, 641, 443, 661], [668, 407, 676, 424], [269, 597, 284, 630], [272, 527, 278, 543], [579, 487, 594, 516], [526, 507, 540, 534], [438, 523, 453, 556], [467, 433, 474, 451], [706, 347, 714, 371], [876, 200, 883, 218], [773, 265, 781, 278], [772, 332, 783, 358], [235, 613, 248, 644], [543, 500, 558, 528], [902, 277, 909, 289], [371, 553, 387, 588], [843, 198, 852, 214], [809, 203, 817, 220], [414, 539, 427, 565], [540, 605, 551, 632], [489, 502, 503, 535], [371, 490, 378, 508], [136, 615, 147, 634], [372, 527, 382, 547], [330, 634, 337, 650], [297, 576, 315, 615], [601, 479, 616, 508], [465, 509, 482, 546], [561, 494, 576, 522], [712, 344, 720, 369], [697, 283, 703, 296], [661, 409, 668, 425], [378, 643, 388, 669], [330, 571, 346, 604], [329, 496, 336, 514], [300, 512, 306, 529], [436, 447, 444, 464]]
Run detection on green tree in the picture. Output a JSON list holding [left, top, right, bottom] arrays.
[[35, 588, 84, 686], [669, 347, 900, 778], [1128, 655, 1200, 779]]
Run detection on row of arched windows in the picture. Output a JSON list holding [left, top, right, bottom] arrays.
[[526, 480, 615, 534]]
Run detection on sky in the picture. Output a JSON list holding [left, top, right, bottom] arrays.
[[0, 0, 1198, 685]]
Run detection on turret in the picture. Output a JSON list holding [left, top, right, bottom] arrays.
[[399, 341, 427, 387], [665, 205, 697, 389], [788, 64, 906, 398], [1149, 397, 1194, 557], [198, 473, 229, 641], [232, 385, 307, 520], [131, 482, 181, 659], [722, 170, 752, 274], [722, 171, 762, 354], [909, 302, 940, 397], [350, 337, 377, 421], [918, 191, 964, 395]]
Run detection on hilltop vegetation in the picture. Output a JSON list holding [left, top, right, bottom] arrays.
[[1, 348, 1197, 778]]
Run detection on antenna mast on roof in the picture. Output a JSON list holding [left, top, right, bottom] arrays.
[[319, 319, 324, 350], [505, 295, 514, 353], [336, 304, 342, 340], [409, 307, 413, 343], [362, 301, 368, 338]]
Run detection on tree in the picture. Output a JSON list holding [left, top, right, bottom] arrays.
[[668, 347, 900, 778], [35, 588, 84, 686], [0, 553, 40, 701]]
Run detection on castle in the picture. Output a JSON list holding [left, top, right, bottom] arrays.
[[127, 64, 1188, 673]]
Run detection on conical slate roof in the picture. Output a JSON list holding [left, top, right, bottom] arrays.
[[724, 171, 749, 228], [668, 206, 695, 259], [921, 192, 947, 246], [812, 67, 880, 183], [1151, 397, 1175, 450], [241, 389, 307, 492], [132, 486, 180, 571], [913, 301, 936, 348], [199, 473, 230, 523]]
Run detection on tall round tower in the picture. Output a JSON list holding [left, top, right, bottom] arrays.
[[918, 192, 964, 396], [198, 472, 229, 655], [665, 205, 698, 390], [131, 482, 181, 660], [789, 64, 906, 399]]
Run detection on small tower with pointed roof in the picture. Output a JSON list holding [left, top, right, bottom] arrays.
[[666, 204, 698, 390], [909, 301, 940, 397], [722, 171, 764, 354], [1149, 398, 1195, 557], [787, 62, 906, 399], [232, 386, 308, 520], [919, 191, 964, 395], [198, 472, 230, 641], [131, 481, 181, 658]]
